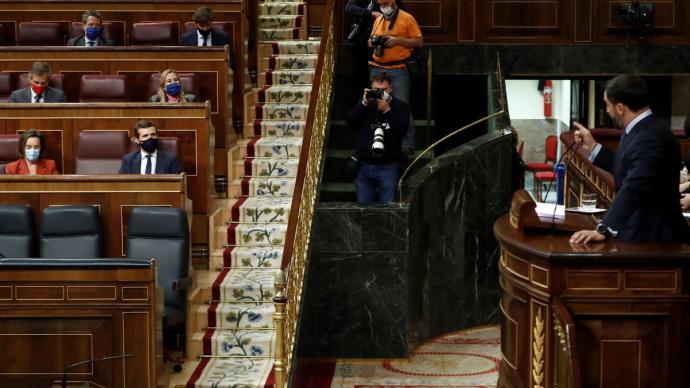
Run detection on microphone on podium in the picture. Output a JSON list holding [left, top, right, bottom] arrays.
[[62, 353, 133, 388], [539, 133, 583, 229]]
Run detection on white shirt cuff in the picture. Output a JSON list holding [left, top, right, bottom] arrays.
[[588, 143, 602, 162]]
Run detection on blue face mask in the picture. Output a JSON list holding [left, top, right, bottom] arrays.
[[165, 82, 182, 97], [25, 149, 40, 162], [85, 27, 102, 41]]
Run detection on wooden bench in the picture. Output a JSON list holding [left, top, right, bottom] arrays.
[[0, 47, 232, 175], [0, 103, 213, 248]]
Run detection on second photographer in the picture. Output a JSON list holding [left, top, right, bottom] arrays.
[[346, 72, 410, 203]]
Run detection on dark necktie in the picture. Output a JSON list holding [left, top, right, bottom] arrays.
[[34, 94, 41, 103], [87, 41, 95, 47], [202, 36, 209, 46], [145, 154, 152, 174]]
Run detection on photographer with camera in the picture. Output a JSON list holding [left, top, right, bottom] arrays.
[[369, 0, 422, 155], [345, 0, 382, 90], [346, 72, 410, 203]]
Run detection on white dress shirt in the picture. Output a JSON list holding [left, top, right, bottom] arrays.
[[197, 30, 213, 46], [140, 150, 158, 174], [30, 88, 44, 103], [85, 38, 98, 47], [588, 109, 653, 162]]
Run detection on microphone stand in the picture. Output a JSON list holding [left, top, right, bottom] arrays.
[[62, 354, 133, 388]]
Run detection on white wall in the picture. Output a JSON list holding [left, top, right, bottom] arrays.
[[506, 79, 571, 124]]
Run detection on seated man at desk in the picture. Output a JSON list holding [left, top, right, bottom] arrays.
[[119, 119, 182, 175], [66, 10, 114, 47], [9, 62, 65, 103], [570, 74, 688, 244]]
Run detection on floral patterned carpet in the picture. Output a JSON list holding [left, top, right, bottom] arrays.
[[185, 0, 316, 386], [329, 326, 500, 388]]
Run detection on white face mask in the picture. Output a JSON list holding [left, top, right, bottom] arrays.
[[380, 5, 394, 15]]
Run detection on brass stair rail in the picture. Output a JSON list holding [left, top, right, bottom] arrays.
[[273, 0, 336, 386], [397, 110, 505, 203]]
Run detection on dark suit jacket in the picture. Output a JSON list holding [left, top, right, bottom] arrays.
[[66, 35, 114, 46], [9, 87, 65, 103], [180, 28, 236, 70], [594, 114, 689, 243], [118, 150, 182, 174]]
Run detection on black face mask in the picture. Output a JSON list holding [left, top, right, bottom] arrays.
[[140, 138, 159, 153], [198, 28, 212, 38]]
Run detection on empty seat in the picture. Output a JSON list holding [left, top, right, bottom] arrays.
[[16, 22, 65, 46], [130, 22, 179, 46], [17, 73, 65, 91], [0, 22, 17, 46], [69, 21, 124, 46], [40, 206, 102, 258], [148, 72, 199, 100], [0, 134, 20, 168], [0, 73, 13, 102], [0, 205, 35, 258], [75, 131, 129, 174], [127, 207, 189, 346], [79, 75, 130, 102], [128, 136, 181, 159]]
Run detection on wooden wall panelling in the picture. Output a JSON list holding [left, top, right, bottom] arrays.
[[0, 175, 187, 258], [593, 0, 690, 44], [477, 0, 573, 43]]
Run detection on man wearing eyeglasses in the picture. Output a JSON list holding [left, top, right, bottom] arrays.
[[9, 62, 66, 103]]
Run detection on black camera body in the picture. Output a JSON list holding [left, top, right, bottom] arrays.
[[371, 35, 389, 57], [366, 88, 385, 105], [615, 1, 654, 38]]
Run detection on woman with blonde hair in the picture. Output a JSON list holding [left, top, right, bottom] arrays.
[[150, 69, 195, 103]]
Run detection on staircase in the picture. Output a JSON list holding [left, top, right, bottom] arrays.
[[184, 0, 317, 386]]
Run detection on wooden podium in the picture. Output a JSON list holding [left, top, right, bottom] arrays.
[[495, 191, 690, 388]]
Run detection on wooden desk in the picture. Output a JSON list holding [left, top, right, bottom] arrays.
[[494, 215, 690, 388], [0, 0, 247, 129], [0, 175, 192, 256], [0, 103, 211, 217], [0, 258, 160, 388], [0, 47, 232, 165]]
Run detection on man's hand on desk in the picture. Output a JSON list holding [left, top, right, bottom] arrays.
[[572, 122, 598, 154], [570, 229, 606, 244]]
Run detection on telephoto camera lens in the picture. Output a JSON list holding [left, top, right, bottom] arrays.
[[371, 122, 390, 157]]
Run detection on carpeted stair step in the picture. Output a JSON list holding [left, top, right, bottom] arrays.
[[270, 41, 320, 55], [222, 246, 284, 269], [244, 157, 300, 177], [240, 176, 297, 196], [246, 136, 303, 158], [258, 85, 312, 104], [259, 3, 305, 16], [227, 222, 289, 246], [260, 69, 315, 86], [230, 196, 292, 223], [247, 120, 306, 138], [203, 302, 274, 330], [197, 329, 276, 357], [263, 55, 318, 71], [254, 103, 309, 121], [260, 28, 302, 41], [211, 268, 277, 303], [186, 358, 275, 388], [259, 15, 303, 29]]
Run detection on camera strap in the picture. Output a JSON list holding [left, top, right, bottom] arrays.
[[372, 6, 400, 35]]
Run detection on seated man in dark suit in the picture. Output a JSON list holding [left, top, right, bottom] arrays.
[[180, 6, 236, 70], [67, 10, 114, 47], [119, 119, 182, 175], [10, 62, 66, 103]]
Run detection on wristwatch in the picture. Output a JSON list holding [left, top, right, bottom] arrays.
[[596, 223, 610, 237]]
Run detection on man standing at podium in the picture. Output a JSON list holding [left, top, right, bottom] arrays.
[[570, 74, 688, 244]]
